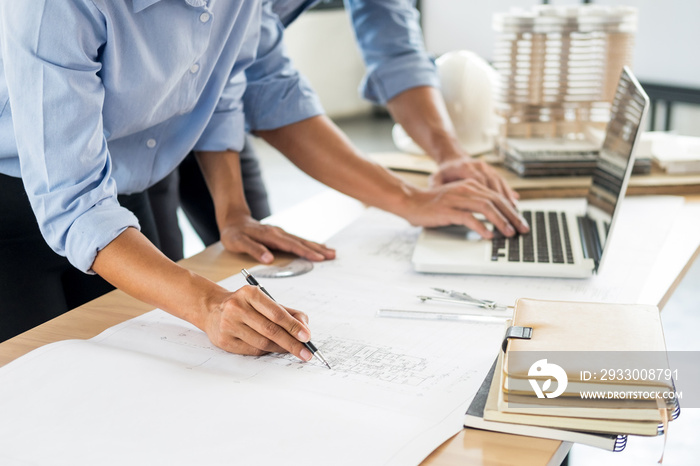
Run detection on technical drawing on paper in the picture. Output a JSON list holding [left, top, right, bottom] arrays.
[[368, 228, 421, 263], [262, 337, 432, 387], [157, 325, 222, 353]]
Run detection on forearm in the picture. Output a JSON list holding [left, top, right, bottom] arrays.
[[194, 148, 336, 263], [91, 227, 224, 331], [194, 150, 250, 227], [92, 227, 316, 361], [255, 116, 416, 218], [386, 86, 466, 163]]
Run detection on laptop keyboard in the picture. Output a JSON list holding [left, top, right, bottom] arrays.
[[491, 210, 574, 264]]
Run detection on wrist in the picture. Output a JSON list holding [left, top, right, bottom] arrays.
[[429, 135, 470, 164], [216, 206, 253, 232], [386, 182, 426, 223], [176, 269, 229, 332]]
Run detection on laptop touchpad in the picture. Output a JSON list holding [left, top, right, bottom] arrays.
[[431, 225, 487, 242]]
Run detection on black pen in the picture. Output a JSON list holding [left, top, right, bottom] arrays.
[[240, 268, 331, 369]]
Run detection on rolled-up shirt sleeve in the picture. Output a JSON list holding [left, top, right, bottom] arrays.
[[345, 0, 440, 105], [243, 1, 324, 131], [0, 1, 139, 273]]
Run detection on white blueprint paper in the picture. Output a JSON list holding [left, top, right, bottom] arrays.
[[0, 195, 692, 466], [0, 217, 507, 465]]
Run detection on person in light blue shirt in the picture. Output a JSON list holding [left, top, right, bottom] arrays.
[[0, 0, 527, 353], [168, 0, 519, 264]]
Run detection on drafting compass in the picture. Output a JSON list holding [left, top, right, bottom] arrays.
[[250, 258, 314, 278], [417, 288, 507, 311]]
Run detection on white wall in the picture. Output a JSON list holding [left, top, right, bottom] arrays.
[[284, 10, 372, 119], [422, 0, 700, 135], [422, 0, 540, 59], [595, 0, 700, 89]]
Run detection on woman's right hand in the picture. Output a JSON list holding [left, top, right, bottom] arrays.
[[202, 284, 315, 362], [219, 213, 336, 264]]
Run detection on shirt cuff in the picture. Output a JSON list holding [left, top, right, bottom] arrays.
[[65, 200, 141, 274], [244, 75, 325, 131], [194, 110, 246, 152], [362, 54, 440, 105]]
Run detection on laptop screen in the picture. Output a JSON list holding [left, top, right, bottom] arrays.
[[586, 67, 649, 265]]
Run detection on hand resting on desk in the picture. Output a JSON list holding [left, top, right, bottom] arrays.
[[219, 212, 335, 265]]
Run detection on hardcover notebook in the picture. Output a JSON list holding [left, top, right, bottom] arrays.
[[464, 358, 628, 452], [492, 298, 680, 436], [502, 298, 675, 397], [485, 351, 663, 436]]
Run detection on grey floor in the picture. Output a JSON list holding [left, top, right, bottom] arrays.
[[179, 115, 700, 465]]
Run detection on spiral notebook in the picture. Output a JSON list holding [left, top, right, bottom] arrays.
[[464, 358, 628, 452]]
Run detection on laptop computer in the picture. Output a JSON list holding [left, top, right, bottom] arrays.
[[411, 67, 649, 278]]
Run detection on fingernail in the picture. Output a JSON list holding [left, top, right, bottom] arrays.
[[505, 225, 515, 236], [261, 252, 273, 263], [519, 216, 530, 230], [297, 329, 310, 342], [300, 348, 313, 361]]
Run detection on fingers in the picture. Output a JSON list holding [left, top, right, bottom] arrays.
[[257, 226, 335, 262], [412, 181, 529, 239], [435, 158, 520, 205], [486, 190, 529, 234], [451, 210, 494, 239], [288, 308, 309, 325], [234, 286, 313, 362], [450, 183, 529, 237], [221, 220, 336, 264], [219, 326, 287, 356], [480, 165, 520, 206], [234, 235, 276, 264]]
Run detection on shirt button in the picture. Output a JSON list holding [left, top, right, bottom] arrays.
[[199, 12, 210, 23], [146, 139, 157, 149], [190, 63, 200, 74]]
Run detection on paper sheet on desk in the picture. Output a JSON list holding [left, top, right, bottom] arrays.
[[0, 195, 691, 466], [0, 270, 504, 466]]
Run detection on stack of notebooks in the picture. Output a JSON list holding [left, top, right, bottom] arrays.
[[638, 132, 700, 175], [502, 137, 652, 177], [464, 298, 680, 452]]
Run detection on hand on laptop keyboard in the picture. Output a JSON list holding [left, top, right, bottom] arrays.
[[430, 157, 520, 206], [396, 179, 530, 239]]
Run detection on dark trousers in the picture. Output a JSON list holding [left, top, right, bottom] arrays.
[[147, 136, 271, 260], [0, 173, 161, 342]]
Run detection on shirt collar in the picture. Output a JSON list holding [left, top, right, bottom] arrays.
[[132, 0, 163, 13], [133, 0, 207, 13]]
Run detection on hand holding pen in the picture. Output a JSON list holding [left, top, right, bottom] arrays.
[[194, 267, 324, 363], [241, 269, 331, 369]]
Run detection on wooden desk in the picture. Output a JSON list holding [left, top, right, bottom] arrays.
[[1, 191, 697, 466]]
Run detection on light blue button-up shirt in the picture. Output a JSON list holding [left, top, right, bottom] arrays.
[[0, 0, 323, 272], [268, 0, 439, 104]]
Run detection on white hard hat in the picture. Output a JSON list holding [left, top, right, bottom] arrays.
[[392, 50, 499, 156]]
